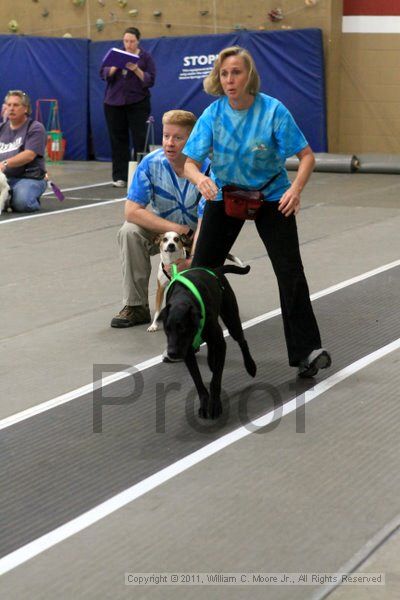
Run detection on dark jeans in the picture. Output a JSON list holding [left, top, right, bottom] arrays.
[[192, 200, 322, 366], [104, 97, 151, 181]]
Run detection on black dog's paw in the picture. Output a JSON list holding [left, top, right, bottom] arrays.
[[198, 394, 210, 419], [198, 406, 209, 419], [209, 400, 223, 420], [240, 341, 257, 377], [198, 400, 223, 420], [245, 356, 257, 378]]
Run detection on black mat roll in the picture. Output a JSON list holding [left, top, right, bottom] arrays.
[[286, 153, 360, 173]]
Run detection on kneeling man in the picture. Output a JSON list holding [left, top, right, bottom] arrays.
[[111, 109, 209, 328]]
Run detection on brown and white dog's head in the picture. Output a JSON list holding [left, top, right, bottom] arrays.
[[156, 231, 192, 265]]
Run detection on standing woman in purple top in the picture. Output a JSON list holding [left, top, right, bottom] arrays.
[[100, 27, 156, 188]]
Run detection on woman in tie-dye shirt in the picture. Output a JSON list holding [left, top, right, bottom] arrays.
[[183, 46, 331, 379]]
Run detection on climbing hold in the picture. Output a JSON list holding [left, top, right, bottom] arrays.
[[8, 20, 19, 33]]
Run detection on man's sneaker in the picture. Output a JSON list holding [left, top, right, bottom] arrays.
[[162, 349, 183, 363], [297, 349, 332, 378], [112, 180, 127, 188], [111, 305, 151, 328]]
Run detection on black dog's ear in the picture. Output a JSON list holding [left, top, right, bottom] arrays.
[[180, 233, 193, 253], [189, 302, 201, 326]]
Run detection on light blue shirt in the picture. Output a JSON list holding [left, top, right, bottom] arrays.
[[127, 148, 209, 224], [183, 93, 308, 201]]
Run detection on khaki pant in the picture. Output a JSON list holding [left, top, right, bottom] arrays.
[[117, 221, 160, 306]]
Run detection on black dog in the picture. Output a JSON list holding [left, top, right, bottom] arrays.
[[159, 264, 256, 419]]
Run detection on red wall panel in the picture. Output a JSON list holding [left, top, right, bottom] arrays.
[[344, 0, 400, 15]]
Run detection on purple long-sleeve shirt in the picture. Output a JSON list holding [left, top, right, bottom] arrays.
[[100, 48, 156, 106]]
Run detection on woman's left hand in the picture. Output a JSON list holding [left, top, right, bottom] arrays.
[[278, 186, 301, 217], [196, 176, 218, 201], [278, 145, 314, 217], [126, 62, 138, 72]]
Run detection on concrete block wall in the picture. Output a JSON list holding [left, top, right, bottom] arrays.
[[340, 0, 400, 153]]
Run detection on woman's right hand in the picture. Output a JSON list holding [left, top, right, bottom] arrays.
[[109, 66, 118, 76], [196, 176, 218, 201]]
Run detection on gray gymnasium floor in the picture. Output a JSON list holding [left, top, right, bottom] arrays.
[[0, 162, 399, 599]]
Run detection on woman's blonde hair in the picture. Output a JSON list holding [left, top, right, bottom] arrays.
[[203, 46, 260, 97], [162, 109, 197, 129]]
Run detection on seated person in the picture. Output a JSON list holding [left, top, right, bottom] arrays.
[[0, 90, 47, 212], [1, 102, 9, 123], [111, 109, 209, 328]]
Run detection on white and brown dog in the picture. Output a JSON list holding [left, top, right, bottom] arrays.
[[147, 231, 191, 332], [147, 230, 244, 332], [0, 171, 12, 215]]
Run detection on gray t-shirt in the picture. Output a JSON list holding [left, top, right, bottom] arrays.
[[0, 119, 46, 179]]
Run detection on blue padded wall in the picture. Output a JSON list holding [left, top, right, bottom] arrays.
[[0, 29, 326, 161], [0, 35, 89, 160], [90, 29, 327, 161]]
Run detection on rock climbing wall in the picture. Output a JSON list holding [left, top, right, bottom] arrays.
[[0, 0, 330, 40]]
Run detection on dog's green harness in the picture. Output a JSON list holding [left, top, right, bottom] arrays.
[[167, 264, 218, 349]]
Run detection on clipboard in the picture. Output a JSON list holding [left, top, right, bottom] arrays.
[[101, 47, 140, 69]]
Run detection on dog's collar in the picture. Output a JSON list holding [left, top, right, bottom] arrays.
[[161, 263, 171, 281], [168, 265, 217, 349]]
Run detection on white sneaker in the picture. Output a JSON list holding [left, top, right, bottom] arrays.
[[112, 180, 127, 188], [298, 349, 331, 378]]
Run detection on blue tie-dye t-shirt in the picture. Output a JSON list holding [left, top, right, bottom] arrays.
[[127, 148, 209, 225], [183, 93, 308, 202]]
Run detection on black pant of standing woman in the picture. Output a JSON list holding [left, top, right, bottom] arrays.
[[104, 96, 150, 183], [192, 201, 322, 368]]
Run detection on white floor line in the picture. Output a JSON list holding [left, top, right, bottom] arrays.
[[242, 258, 400, 330], [0, 356, 163, 431], [0, 337, 399, 576], [0, 257, 399, 432], [42, 181, 115, 195], [52, 197, 103, 201], [0, 197, 125, 225]]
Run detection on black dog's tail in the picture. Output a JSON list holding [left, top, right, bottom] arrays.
[[220, 264, 250, 275]]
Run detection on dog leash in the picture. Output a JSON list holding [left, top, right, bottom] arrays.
[[168, 264, 217, 349]]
